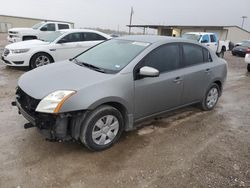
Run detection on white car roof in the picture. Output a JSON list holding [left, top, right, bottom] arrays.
[[185, 32, 215, 35], [59, 29, 111, 38]]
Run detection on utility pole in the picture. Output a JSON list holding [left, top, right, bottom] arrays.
[[241, 16, 248, 29], [129, 7, 134, 35]]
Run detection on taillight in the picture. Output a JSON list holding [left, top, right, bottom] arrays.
[[246, 48, 250, 54]]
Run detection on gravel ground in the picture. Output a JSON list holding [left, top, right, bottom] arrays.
[[0, 39, 249, 188]]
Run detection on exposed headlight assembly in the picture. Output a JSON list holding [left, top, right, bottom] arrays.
[[36, 90, 76, 113], [11, 49, 30, 54]]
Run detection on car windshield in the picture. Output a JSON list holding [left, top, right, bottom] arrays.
[[39, 31, 65, 42], [182, 34, 201, 41], [75, 39, 150, 73], [32, 22, 44, 30]]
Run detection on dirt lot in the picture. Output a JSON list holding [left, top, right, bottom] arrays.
[[0, 37, 249, 188]]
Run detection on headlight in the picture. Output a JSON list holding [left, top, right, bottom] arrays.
[[11, 49, 30, 54], [36, 90, 76, 113]]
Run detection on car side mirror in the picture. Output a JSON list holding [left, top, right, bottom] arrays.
[[40, 27, 47, 31], [139, 66, 159, 77]]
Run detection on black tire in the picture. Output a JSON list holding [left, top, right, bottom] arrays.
[[247, 64, 250, 72], [218, 50, 225, 58], [201, 83, 220, 111], [80, 105, 124, 151], [30, 52, 53, 69]]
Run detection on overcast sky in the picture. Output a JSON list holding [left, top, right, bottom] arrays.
[[0, 0, 250, 33]]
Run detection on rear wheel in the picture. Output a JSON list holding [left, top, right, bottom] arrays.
[[80, 105, 124, 151], [201, 83, 220, 111], [30, 53, 53, 69], [247, 64, 250, 72]]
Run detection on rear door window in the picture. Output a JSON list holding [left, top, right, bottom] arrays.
[[83, 32, 107, 41], [202, 48, 212, 62], [58, 24, 69, 30], [210, 35, 216, 42], [183, 44, 204, 66]]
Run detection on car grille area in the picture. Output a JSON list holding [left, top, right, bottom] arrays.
[[16, 87, 40, 116]]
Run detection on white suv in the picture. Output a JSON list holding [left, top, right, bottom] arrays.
[[2, 29, 111, 69], [7, 21, 73, 43]]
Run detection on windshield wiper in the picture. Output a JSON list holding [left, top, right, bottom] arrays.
[[74, 59, 106, 73]]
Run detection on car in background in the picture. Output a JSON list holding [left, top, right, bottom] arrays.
[[235, 40, 250, 47], [232, 41, 250, 57], [245, 49, 250, 72], [13, 36, 227, 151], [7, 21, 73, 43], [2, 29, 111, 69], [182, 32, 229, 58]]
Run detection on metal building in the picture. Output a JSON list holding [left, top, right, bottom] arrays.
[[128, 25, 250, 43], [0, 14, 74, 33]]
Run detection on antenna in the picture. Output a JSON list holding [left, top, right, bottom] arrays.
[[129, 7, 134, 35], [241, 16, 248, 29]]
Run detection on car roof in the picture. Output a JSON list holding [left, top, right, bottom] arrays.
[[116, 35, 195, 44], [58, 29, 111, 38], [184, 32, 215, 35], [59, 29, 103, 33]]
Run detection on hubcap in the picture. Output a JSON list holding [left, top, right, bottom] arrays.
[[35, 55, 50, 67], [92, 115, 119, 145], [206, 87, 219, 108]]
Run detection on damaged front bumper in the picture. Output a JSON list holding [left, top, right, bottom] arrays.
[[13, 99, 75, 142], [13, 87, 87, 142]]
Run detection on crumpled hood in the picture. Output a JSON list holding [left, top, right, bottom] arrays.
[[18, 60, 114, 99], [5, 39, 50, 49]]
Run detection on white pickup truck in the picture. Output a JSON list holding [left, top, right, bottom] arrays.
[[8, 21, 73, 43], [182, 32, 230, 58]]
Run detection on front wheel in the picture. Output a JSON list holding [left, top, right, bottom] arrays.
[[80, 105, 124, 151], [30, 53, 53, 69], [201, 83, 220, 111], [247, 64, 250, 72]]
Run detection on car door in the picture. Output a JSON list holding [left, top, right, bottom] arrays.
[[181, 43, 213, 105], [209, 34, 218, 52], [134, 43, 184, 120], [53, 32, 85, 61]]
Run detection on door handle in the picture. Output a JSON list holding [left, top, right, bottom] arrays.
[[206, 44, 210, 46], [205, 68, 211, 73], [173, 77, 182, 84]]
